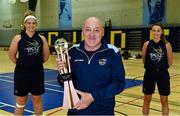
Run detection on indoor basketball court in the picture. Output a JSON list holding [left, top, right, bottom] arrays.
[[0, 0, 180, 115], [0, 50, 180, 115]]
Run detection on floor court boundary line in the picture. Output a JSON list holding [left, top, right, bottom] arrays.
[[0, 75, 60, 86], [0, 78, 13, 83], [0, 68, 56, 75], [44, 69, 57, 73], [0, 104, 7, 108], [171, 74, 180, 78], [0, 75, 63, 90], [115, 101, 162, 113], [171, 84, 180, 89], [126, 75, 143, 80], [0, 75, 13, 78], [0, 78, 63, 93], [45, 80, 57, 83], [46, 107, 63, 116], [45, 87, 63, 93], [115, 99, 162, 114], [45, 82, 62, 88], [125, 73, 180, 80], [114, 110, 127, 115], [0, 102, 34, 113], [116, 96, 143, 107]]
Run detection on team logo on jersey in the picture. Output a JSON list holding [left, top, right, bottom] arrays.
[[149, 46, 164, 62], [24, 39, 41, 55], [99, 58, 107, 65]]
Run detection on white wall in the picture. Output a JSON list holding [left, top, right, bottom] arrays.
[[72, 0, 142, 28], [0, 0, 180, 29], [166, 0, 180, 24], [39, 0, 59, 29], [0, 0, 27, 29]]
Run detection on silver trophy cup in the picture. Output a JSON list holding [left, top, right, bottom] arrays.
[[54, 38, 79, 109]]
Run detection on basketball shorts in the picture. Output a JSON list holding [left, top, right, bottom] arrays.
[[143, 69, 170, 96], [14, 68, 44, 96]]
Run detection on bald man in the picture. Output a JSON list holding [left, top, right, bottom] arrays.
[[56, 17, 125, 115]]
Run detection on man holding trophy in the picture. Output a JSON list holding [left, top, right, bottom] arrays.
[[56, 17, 125, 115]]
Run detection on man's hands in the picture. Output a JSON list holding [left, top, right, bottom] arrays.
[[74, 90, 94, 110], [56, 58, 66, 73], [56, 58, 94, 110]]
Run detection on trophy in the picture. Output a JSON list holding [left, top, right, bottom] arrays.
[[54, 38, 80, 109]]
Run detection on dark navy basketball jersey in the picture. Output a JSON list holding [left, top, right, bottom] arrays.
[[144, 40, 169, 70], [16, 31, 44, 68]]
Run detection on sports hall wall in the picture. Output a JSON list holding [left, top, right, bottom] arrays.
[[0, 0, 180, 52]]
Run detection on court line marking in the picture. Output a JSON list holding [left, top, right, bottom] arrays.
[[0, 102, 34, 113], [126, 73, 180, 80], [0, 72, 62, 86], [0, 104, 7, 108], [0, 73, 63, 88], [114, 110, 127, 115], [0, 77, 63, 114], [115, 102, 162, 113], [0, 77, 63, 93], [0, 78, 13, 83], [115, 78, 180, 115], [0, 75, 13, 78], [46, 107, 63, 116], [45, 80, 57, 82], [126, 75, 144, 80], [115, 96, 162, 114], [45, 87, 63, 93], [44, 83, 61, 88], [116, 96, 143, 107], [171, 84, 180, 89]]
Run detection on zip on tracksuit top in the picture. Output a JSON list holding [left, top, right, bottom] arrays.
[[59, 41, 125, 115]]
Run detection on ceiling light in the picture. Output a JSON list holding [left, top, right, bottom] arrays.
[[9, 0, 16, 4], [20, 0, 29, 2]]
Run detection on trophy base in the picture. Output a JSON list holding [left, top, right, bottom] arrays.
[[57, 73, 72, 85], [61, 73, 72, 81]]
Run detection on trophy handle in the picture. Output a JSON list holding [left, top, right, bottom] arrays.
[[69, 80, 79, 105], [62, 81, 72, 109], [58, 46, 67, 74], [66, 51, 71, 73], [62, 80, 80, 109]]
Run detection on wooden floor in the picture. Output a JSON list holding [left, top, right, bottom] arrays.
[[0, 49, 180, 115]]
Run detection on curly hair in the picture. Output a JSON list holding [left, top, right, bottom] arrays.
[[24, 10, 36, 19]]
